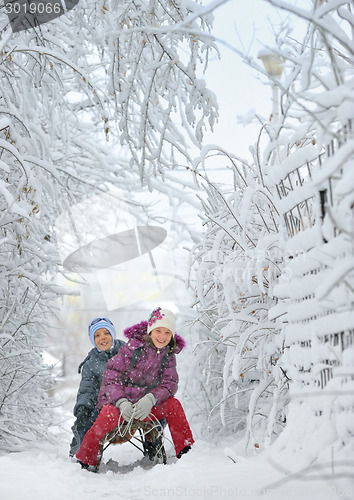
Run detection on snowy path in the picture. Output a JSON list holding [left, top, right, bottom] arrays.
[[1, 434, 352, 500], [1, 385, 352, 500]]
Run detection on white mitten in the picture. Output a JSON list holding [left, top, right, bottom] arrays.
[[134, 393, 156, 420], [116, 398, 134, 421]]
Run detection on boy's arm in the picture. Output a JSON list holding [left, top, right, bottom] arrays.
[[74, 362, 99, 415]]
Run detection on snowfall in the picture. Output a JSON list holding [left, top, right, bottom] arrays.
[[0, 379, 353, 500]]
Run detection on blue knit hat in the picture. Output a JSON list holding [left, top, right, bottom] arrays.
[[88, 317, 116, 350]]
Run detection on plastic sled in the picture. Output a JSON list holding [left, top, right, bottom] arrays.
[[96, 418, 167, 470]]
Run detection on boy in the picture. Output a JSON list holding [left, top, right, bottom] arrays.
[[69, 317, 125, 457]]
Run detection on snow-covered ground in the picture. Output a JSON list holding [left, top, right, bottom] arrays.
[[0, 384, 352, 500], [1, 435, 352, 500]]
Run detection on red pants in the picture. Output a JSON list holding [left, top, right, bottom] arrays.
[[76, 397, 194, 466]]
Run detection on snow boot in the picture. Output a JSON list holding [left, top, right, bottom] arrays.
[[177, 445, 191, 459], [143, 440, 158, 461], [77, 460, 97, 473]]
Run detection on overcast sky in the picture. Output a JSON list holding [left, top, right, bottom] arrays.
[[203, 0, 293, 161]]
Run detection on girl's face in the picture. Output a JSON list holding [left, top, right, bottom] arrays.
[[94, 328, 113, 351], [150, 327, 173, 349]]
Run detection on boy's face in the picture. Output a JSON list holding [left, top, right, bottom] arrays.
[[150, 327, 173, 349], [94, 328, 113, 351]]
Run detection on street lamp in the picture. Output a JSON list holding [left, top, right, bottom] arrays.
[[258, 49, 284, 123]]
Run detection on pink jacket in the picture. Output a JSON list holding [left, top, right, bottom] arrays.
[[97, 321, 185, 409]]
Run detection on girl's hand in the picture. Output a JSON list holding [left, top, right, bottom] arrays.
[[134, 393, 156, 420], [116, 398, 134, 421]]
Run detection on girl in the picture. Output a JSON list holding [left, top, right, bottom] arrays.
[[69, 317, 125, 457], [75, 307, 194, 469]]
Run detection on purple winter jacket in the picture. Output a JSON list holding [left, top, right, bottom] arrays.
[[97, 321, 185, 410]]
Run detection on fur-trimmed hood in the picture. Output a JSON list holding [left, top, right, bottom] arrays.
[[98, 321, 184, 409], [123, 320, 186, 354]]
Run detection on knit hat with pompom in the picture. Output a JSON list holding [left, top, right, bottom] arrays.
[[147, 308, 176, 336]]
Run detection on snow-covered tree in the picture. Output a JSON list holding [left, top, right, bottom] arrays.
[[0, 0, 217, 449], [264, 0, 354, 460], [186, 146, 285, 448], [0, 12, 124, 448], [93, 0, 219, 181], [187, 0, 354, 457]]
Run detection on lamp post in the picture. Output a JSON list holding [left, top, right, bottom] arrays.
[[257, 49, 284, 123]]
